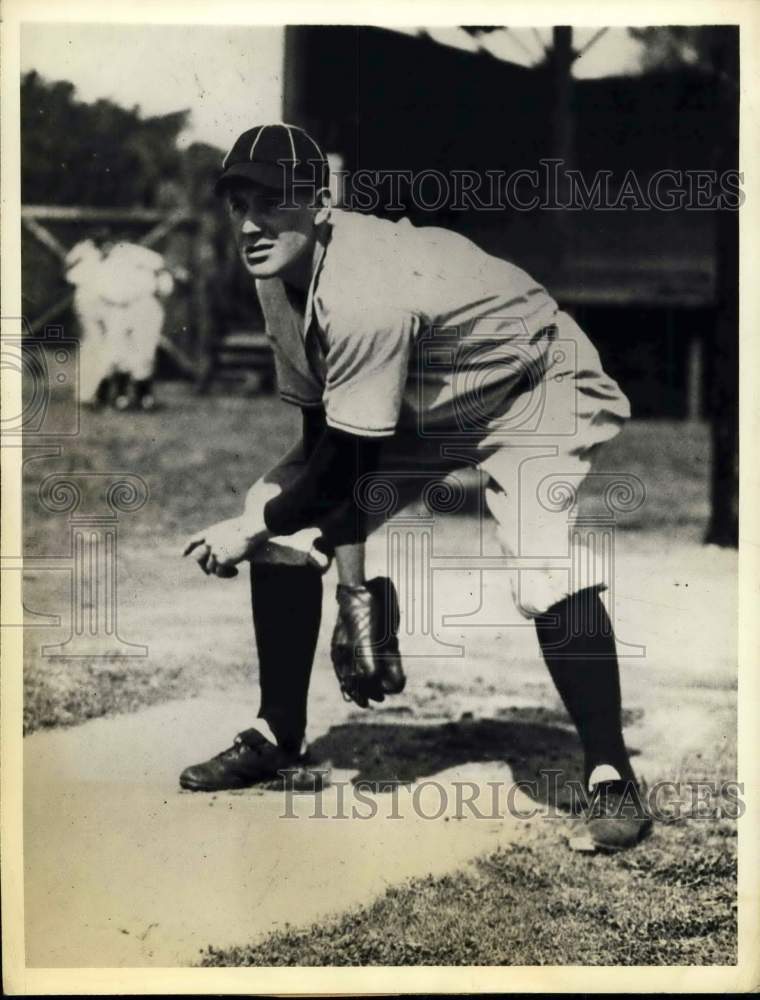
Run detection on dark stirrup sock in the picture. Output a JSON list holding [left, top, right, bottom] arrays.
[[134, 378, 153, 402], [113, 372, 131, 400], [534, 586, 636, 788], [250, 562, 323, 754]]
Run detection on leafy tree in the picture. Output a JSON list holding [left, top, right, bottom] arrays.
[[21, 69, 190, 206]]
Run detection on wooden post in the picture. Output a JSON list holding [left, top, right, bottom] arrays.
[[705, 35, 739, 548], [283, 26, 306, 122], [191, 214, 216, 391], [21, 217, 68, 261], [686, 332, 704, 421], [549, 27, 574, 287], [705, 212, 738, 546], [21, 205, 167, 223]]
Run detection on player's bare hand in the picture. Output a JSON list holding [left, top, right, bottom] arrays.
[[183, 517, 256, 578]]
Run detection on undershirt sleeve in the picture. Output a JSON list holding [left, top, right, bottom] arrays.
[[301, 405, 327, 458], [263, 423, 382, 536]]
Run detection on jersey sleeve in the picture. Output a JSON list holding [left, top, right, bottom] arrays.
[[156, 269, 175, 297], [263, 425, 382, 537], [118, 243, 165, 272], [64, 240, 98, 285], [323, 309, 419, 436]]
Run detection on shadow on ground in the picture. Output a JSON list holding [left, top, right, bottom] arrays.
[[305, 708, 644, 812]]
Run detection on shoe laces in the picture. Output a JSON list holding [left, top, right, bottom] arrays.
[[216, 730, 269, 760]]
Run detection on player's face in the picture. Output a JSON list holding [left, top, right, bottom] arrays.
[[225, 182, 319, 281]]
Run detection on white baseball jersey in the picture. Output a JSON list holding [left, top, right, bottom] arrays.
[[254, 208, 594, 437], [67, 241, 170, 304], [65, 240, 103, 294], [66, 242, 171, 387], [95, 243, 169, 304], [253, 209, 631, 616]]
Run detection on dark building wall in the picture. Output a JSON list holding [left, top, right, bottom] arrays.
[[283, 26, 737, 419], [284, 26, 726, 298], [286, 26, 728, 178], [575, 305, 711, 420]]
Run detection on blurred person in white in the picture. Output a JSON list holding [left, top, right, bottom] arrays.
[[97, 238, 174, 411], [65, 235, 112, 407], [65, 235, 174, 410]]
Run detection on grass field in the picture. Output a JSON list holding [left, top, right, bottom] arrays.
[[21, 379, 737, 967], [202, 819, 737, 967]]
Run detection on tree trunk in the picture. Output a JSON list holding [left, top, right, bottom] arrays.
[[704, 43, 739, 548], [704, 207, 739, 547]]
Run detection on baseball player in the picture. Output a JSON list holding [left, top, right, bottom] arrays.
[[182, 123, 651, 852], [94, 239, 174, 411], [66, 236, 173, 410], [65, 237, 113, 407]]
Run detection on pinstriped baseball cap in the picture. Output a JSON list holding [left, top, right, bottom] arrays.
[[215, 122, 329, 195]]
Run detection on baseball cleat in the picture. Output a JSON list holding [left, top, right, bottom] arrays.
[[569, 779, 653, 853], [114, 394, 131, 411], [179, 728, 302, 791], [139, 393, 156, 411]]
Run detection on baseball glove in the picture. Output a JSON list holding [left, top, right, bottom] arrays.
[[331, 576, 405, 708]]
